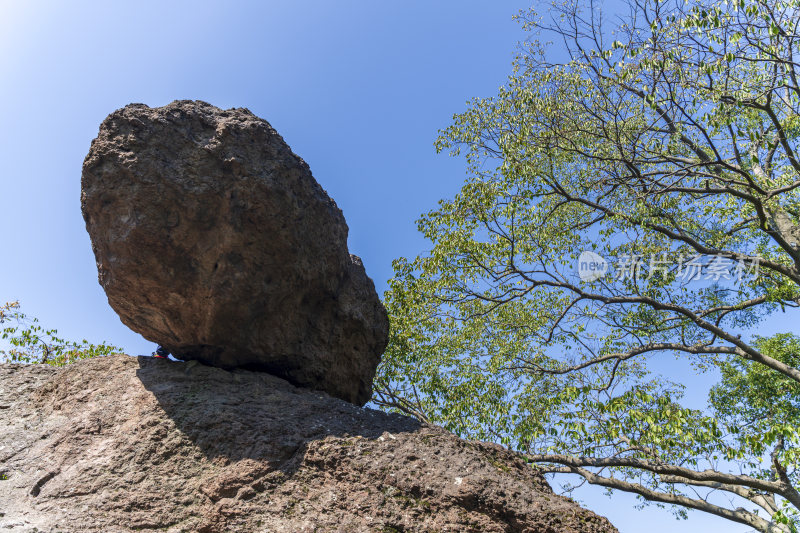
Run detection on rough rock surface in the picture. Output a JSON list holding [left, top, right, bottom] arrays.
[[0, 356, 618, 533], [81, 100, 387, 405]]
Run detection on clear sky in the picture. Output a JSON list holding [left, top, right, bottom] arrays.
[[0, 1, 781, 531]]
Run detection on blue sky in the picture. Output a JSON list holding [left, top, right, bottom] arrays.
[[0, 1, 784, 531]]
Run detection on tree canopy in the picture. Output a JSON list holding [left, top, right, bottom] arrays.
[[374, 0, 800, 531], [0, 301, 120, 366]]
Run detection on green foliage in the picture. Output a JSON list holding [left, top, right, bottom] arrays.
[[0, 301, 121, 366], [375, 0, 800, 531], [710, 333, 800, 468], [707, 334, 800, 528], [712, 334, 800, 438]]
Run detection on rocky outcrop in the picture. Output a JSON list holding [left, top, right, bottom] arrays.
[[0, 356, 618, 533], [81, 101, 388, 405]]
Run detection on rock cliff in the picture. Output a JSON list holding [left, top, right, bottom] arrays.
[[0, 355, 617, 532]]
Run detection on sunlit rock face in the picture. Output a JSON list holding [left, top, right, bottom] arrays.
[[0, 356, 620, 532]]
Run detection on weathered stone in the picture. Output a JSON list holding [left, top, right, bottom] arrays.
[[81, 100, 388, 405], [0, 355, 619, 532]]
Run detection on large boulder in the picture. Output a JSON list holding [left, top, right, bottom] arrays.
[[81, 100, 388, 405], [0, 355, 619, 532]]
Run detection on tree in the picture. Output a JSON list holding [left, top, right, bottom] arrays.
[[373, 0, 800, 531], [0, 301, 120, 366]]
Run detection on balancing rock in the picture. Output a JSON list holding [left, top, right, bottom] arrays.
[[81, 100, 388, 405]]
